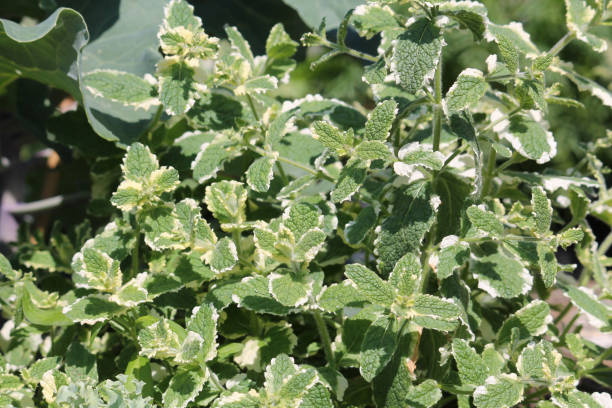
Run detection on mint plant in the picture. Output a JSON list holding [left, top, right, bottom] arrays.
[[0, 0, 611, 407]]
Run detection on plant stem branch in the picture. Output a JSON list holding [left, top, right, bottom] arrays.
[[313, 311, 336, 369], [597, 232, 612, 256], [549, 31, 576, 57], [482, 145, 496, 198], [432, 57, 443, 152], [246, 145, 333, 182], [319, 39, 378, 62]]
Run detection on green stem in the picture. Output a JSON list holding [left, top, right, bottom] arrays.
[[481, 145, 496, 198], [495, 152, 522, 174], [312, 311, 336, 369], [145, 105, 164, 139], [432, 57, 443, 152], [131, 225, 140, 278], [480, 107, 521, 134], [246, 93, 260, 122], [597, 232, 612, 256], [560, 312, 580, 339], [232, 230, 242, 259], [319, 38, 378, 62], [553, 302, 573, 325], [276, 162, 289, 185], [587, 345, 612, 372], [390, 97, 429, 154], [246, 145, 333, 182], [548, 31, 577, 57], [208, 370, 225, 391]]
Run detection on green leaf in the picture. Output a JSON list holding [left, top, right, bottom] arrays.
[[331, 158, 367, 203], [345, 263, 395, 307], [299, 384, 334, 408], [192, 140, 234, 183], [439, 1, 488, 40], [466, 205, 504, 237], [210, 237, 238, 274], [344, 206, 377, 246], [277, 367, 318, 402], [487, 22, 539, 57], [312, 121, 349, 154], [269, 272, 311, 307], [163, 366, 207, 408], [531, 186, 552, 235], [355, 140, 392, 162], [163, 0, 201, 31], [264, 353, 298, 395], [0, 8, 87, 97], [517, 340, 561, 381], [436, 236, 470, 280], [360, 315, 398, 382], [551, 64, 612, 109], [445, 68, 488, 112], [266, 23, 298, 60], [496, 35, 519, 73], [63, 294, 124, 325], [215, 392, 261, 407], [537, 243, 558, 288], [138, 317, 186, 360], [225, 25, 255, 69], [157, 58, 200, 115], [413, 294, 462, 331], [375, 181, 436, 275], [141, 205, 184, 251], [234, 276, 293, 316], [22, 250, 57, 272], [72, 247, 122, 292], [247, 154, 278, 193], [499, 113, 556, 164], [318, 281, 365, 313], [363, 58, 387, 85], [351, 4, 399, 39], [472, 253, 532, 299], [394, 144, 445, 176], [235, 75, 279, 95], [111, 274, 149, 307], [83, 70, 158, 109], [187, 303, 218, 362], [434, 170, 473, 239], [65, 342, 98, 384], [498, 300, 552, 344], [205, 180, 247, 226], [561, 285, 612, 329], [294, 228, 327, 263], [365, 100, 398, 141], [0, 253, 18, 280], [388, 253, 421, 297], [565, 0, 608, 53], [391, 18, 444, 94], [21, 282, 72, 326], [473, 374, 524, 408], [452, 339, 488, 386], [405, 379, 442, 408], [123, 142, 158, 180]]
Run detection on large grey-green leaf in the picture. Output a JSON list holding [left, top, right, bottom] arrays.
[[78, 0, 166, 145], [282, 0, 363, 28], [0, 8, 88, 95]]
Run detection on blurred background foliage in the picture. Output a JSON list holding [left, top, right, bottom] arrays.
[[0, 0, 610, 246]]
